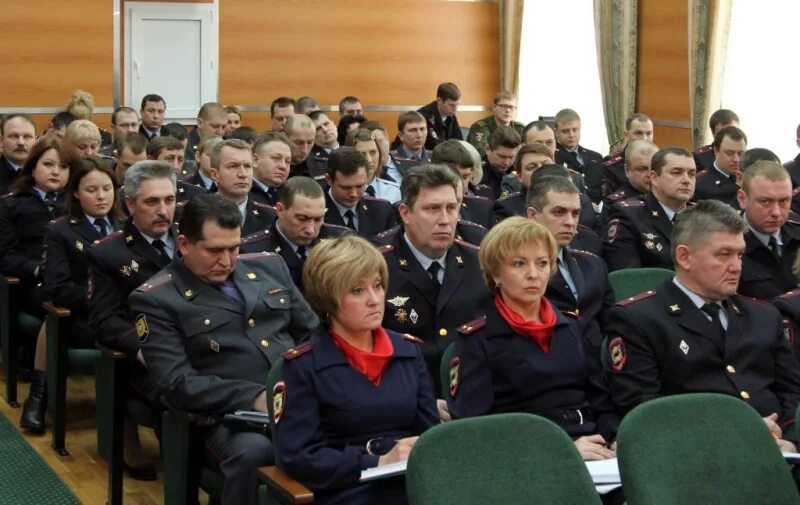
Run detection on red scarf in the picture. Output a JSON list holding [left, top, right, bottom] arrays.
[[494, 293, 557, 352], [330, 326, 394, 386]]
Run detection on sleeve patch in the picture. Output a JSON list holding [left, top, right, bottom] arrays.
[[135, 314, 149, 343], [608, 337, 627, 371], [272, 381, 286, 424], [606, 219, 620, 243]]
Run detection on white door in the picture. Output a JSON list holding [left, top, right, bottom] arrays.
[[125, 2, 218, 123]]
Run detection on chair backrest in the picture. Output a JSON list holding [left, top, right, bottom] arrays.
[[608, 267, 673, 302], [439, 342, 455, 400], [406, 413, 602, 505], [617, 393, 799, 505], [266, 358, 285, 467]]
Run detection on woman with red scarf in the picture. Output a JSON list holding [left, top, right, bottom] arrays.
[[274, 235, 439, 505], [447, 217, 619, 461]]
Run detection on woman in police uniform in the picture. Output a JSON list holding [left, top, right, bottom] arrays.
[[274, 235, 439, 505], [447, 217, 619, 461], [19, 156, 126, 433]]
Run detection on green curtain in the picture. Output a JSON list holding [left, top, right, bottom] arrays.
[[593, 0, 638, 153], [688, 0, 732, 148], [499, 0, 524, 97]]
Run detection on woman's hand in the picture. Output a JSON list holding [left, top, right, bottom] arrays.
[[378, 436, 419, 466], [437, 399, 452, 422], [574, 434, 616, 461]]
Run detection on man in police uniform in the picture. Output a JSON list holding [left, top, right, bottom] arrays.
[[286, 114, 325, 180], [553, 108, 603, 177], [386, 111, 432, 184], [417, 82, 463, 150], [604, 147, 697, 271], [130, 194, 318, 505], [371, 164, 490, 392], [307, 111, 339, 164], [601, 139, 657, 220], [693, 125, 747, 207], [323, 147, 396, 237], [138, 94, 167, 140], [185, 102, 228, 162], [250, 132, 291, 207], [466, 91, 524, 156], [430, 139, 494, 229], [479, 126, 522, 200], [239, 176, 351, 288], [605, 200, 800, 451], [208, 139, 276, 235], [270, 96, 296, 133], [100, 107, 140, 157], [526, 176, 614, 358], [0, 114, 36, 194], [694, 109, 739, 171], [598, 113, 655, 197], [145, 136, 207, 204], [737, 161, 800, 299]]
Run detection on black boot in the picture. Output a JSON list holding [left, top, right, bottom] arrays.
[[20, 371, 47, 434]]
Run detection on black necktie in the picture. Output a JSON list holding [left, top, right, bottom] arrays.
[[701, 303, 726, 340], [296, 245, 307, 262], [769, 236, 782, 260], [344, 209, 357, 230], [151, 239, 170, 263], [95, 219, 109, 237], [427, 262, 442, 286], [365, 185, 376, 197], [44, 192, 58, 204]]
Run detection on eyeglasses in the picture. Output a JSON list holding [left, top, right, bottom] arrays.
[[495, 104, 517, 111]]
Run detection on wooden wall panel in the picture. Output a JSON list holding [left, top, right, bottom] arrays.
[[653, 126, 693, 150], [219, 0, 499, 110], [0, 0, 113, 108], [637, 0, 692, 149]]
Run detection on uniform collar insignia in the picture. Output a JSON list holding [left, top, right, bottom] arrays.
[[388, 296, 409, 307], [651, 210, 659, 217], [455, 256, 464, 265], [246, 272, 257, 280], [76, 241, 84, 251], [126, 235, 134, 244], [398, 258, 408, 268], [669, 304, 681, 313]]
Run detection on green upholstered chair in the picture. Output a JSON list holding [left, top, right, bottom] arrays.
[[259, 357, 314, 504], [42, 302, 102, 456], [0, 274, 42, 407], [608, 267, 673, 302], [617, 393, 799, 505], [406, 413, 602, 505], [439, 342, 455, 400]]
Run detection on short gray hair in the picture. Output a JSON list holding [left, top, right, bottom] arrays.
[[284, 114, 314, 137], [671, 199, 745, 260], [124, 161, 176, 199], [625, 139, 659, 165], [210, 138, 251, 168]]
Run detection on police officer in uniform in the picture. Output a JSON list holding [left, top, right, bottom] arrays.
[[601, 140, 657, 217], [184, 102, 227, 163], [287, 114, 327, 182], [239, 177, 351, 288], [737, 161, 800, 299], [323, 147, 396, 238], [604, 147, 697, 271], [386, 111, 432, 184], [275, 235, 438, 505], [130, 194, 318, 505], [370, 164, 490, 392], [466, 91, 524, 156], [144, 136, 207, 204], [693, 109, 740, 171], [597, 114, 654, 197], [693, 126, 747, 208], [604, 200, 800, 452], [526, 177, 614, 359], [430, 139, 494, 229], [417, 82, 463, 150], [552, 108, 603, 180]]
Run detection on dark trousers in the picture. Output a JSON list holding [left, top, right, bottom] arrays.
[[205, 423, 273, 505]]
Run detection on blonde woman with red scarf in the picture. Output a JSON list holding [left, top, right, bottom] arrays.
[[274, 235, 439, 505], [447, 217, 620, 461]]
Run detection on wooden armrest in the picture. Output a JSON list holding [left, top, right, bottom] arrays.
[[258, 466, 314, 504], [95, 342, 127, 360], [2, 276, 20, 286], [42, 302, 71, 318]]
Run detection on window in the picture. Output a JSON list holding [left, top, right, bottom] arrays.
[[517, 1, 609, 155], [721, 2, 800, 162]]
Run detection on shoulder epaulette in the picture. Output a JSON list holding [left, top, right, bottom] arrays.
[[378, 244, 395, 255], [136, 271, 173, 292], [457, 219, 487, 230], [403, 334, 423, 344], [793, 187, 800, 197], [497, 191, 522, 202], [54, 215, 70, 224], [560, 309, 580, 319], [282, 341, 312, 360], [616, 290, 656, 307], [607, 190, 627, 202], [458, 316, 487, 335], [241, 229, 271, 245], [375, 226, 401, 240], [696, 169, 709, 178], [569, 249, 600, 259], [323, 223, 350, 233], [93, 229, 125, 246], [361, 194, 389, 203], [693, 144, 713, 154], [602, 156, 622, 166], [0, 192, 12, 199], [454, 238, 480, 250], [176, 200, 188, 208], [239, 251, 279, 261], [778, 290, 800, 300], [619, 198, 645, 208], [605, 148, 624, 160], [463, 194, 489, 201], [252, 201, 276, 211], [734, 293, 771, 307]]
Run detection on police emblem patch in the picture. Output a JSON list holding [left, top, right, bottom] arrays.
[[135, 314, 149, 343], [608, 337, 627, 371], [607, 219, 620, 243], [449, 357, 460, 397], [272, 381, 286, 424]]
